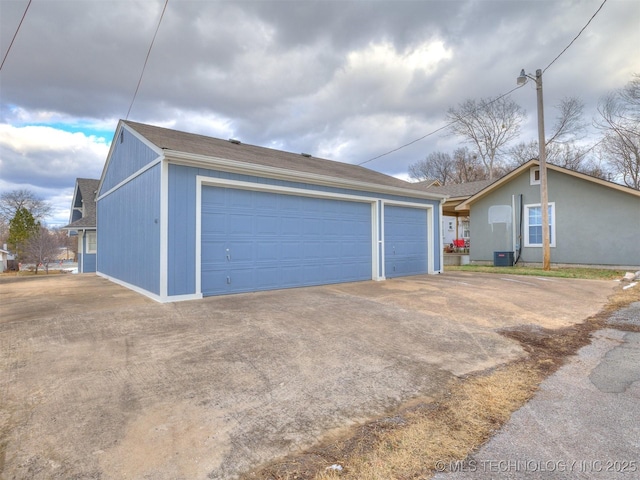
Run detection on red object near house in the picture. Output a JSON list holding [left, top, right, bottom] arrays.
[[453, 239, 465, 248]]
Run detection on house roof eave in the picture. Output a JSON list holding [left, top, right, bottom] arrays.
[[164, 149, 448, 202]]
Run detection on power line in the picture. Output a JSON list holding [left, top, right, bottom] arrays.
[[126, 0, 169, 120], [358, 85, 525, 166], [543, 0, 608, 74], [359, 0, 608, 168], [0, 0, 32, 72]]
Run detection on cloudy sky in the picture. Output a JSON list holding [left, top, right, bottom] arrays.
[[1, 0, 638, 226]]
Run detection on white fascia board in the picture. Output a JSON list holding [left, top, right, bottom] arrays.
[[96, 156, 163, 201], [164, 150, 447, 202], [96, 121, 165, 199], [159, 159, 169, 299], [68, 181, 80, 225]]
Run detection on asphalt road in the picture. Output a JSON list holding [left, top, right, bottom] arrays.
[[434, 301, 640, 480]]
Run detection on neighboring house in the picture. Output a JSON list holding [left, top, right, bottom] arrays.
[[95, 120, 446, 302], [422, 180, 494, 246], [62, 178, 99, 273], [456, 160, 640, 267]]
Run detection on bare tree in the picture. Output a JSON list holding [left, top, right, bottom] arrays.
[[445, 96, 525, 180], [505, 97, 606, 177], [408, 147, 490, 185], [595, 74, 640, 189], [546, 97, 587, 146], [0, 189, 53, 223], [24, 225, 63, 274], [508, 140, 539, 167], [451, 147, 487, 183], [509, 140, 590, 168], [408, 151, 455, 184]]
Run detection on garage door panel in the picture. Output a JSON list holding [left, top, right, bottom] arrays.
[[253, 215, 278, 235], [302, 218, 322, 235], [202, 213, 227, 234], [385, 205, 428, 278], [281, 216, 301, 235], [228, 189, 253, 207], [281, 242, 303, 260], [280, 265, 302, 284], [201, 186, 372, 296], [255, 192, 279, 211], [256, 241, 279, 260]]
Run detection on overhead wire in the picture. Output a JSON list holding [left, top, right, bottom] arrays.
[[359, 0, 609, 167], [126, 0, 170, 120], [358, 85, 525, 166], [543, 0, 607, 74], [0, 0, 32, 72]]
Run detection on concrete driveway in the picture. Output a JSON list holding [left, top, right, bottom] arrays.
[[0, 272, 614, 479]]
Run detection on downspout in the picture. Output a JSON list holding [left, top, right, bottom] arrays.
[[80, 230, 85, 273], [439, 197, 446, 273], [514, 194, 524, 265], [512, 195, 516, 262]]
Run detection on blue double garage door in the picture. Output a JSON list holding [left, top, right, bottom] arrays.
[[201, 185, 428, 296]]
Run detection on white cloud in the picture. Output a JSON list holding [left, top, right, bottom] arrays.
[[0, 0, 639, 226], [0, 124, 109, 225]]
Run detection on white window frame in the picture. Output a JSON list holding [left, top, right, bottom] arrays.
[[530, 167, 540, 185], [524, 202, 555, 248], [86, 231, 97, 254]]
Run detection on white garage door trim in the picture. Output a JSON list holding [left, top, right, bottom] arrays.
[[195, 175, 381, 296]]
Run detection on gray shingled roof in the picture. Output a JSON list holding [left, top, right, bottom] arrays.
[[421, 179, 495, 198], [63, 178, 99, 229], [123, 120, 440, 195]]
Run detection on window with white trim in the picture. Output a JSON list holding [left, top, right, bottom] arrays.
[[524, 203, 555, 247], [530, 167, 540, 185], [86, 231, 97, 254]]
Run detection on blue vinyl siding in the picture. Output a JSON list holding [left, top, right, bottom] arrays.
[[77, 231, 96, 273], [201, 186, 372, 296], [81, 253, 96, 273], [97, 164, 161, 295], [100, 127, 160, 194], [167, 165, 197, 295], [384, 205, 428, 277]]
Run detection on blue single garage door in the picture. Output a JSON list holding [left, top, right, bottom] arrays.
[[201, 186, 372, 296], [384, 205, 428, 278]]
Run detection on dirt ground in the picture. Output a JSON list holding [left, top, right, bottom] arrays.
[[0, 272, 614, 479]]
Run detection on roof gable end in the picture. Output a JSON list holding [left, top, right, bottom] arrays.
[[456, 160, 640, 210]]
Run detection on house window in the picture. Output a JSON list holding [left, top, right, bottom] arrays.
[[524, 203, 555, 247], [86, 232, 97, 254], [530, 167, 540, 185], [461, 220, 470, 239]]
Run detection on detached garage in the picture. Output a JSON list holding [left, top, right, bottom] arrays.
[[96, 120, 445, 302]]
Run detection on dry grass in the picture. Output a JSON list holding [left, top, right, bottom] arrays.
[[244, 285, 640, 480], [313, 363, 539, 480]]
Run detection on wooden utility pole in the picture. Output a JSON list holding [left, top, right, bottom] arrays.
[[535, 69, 551, 270]]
